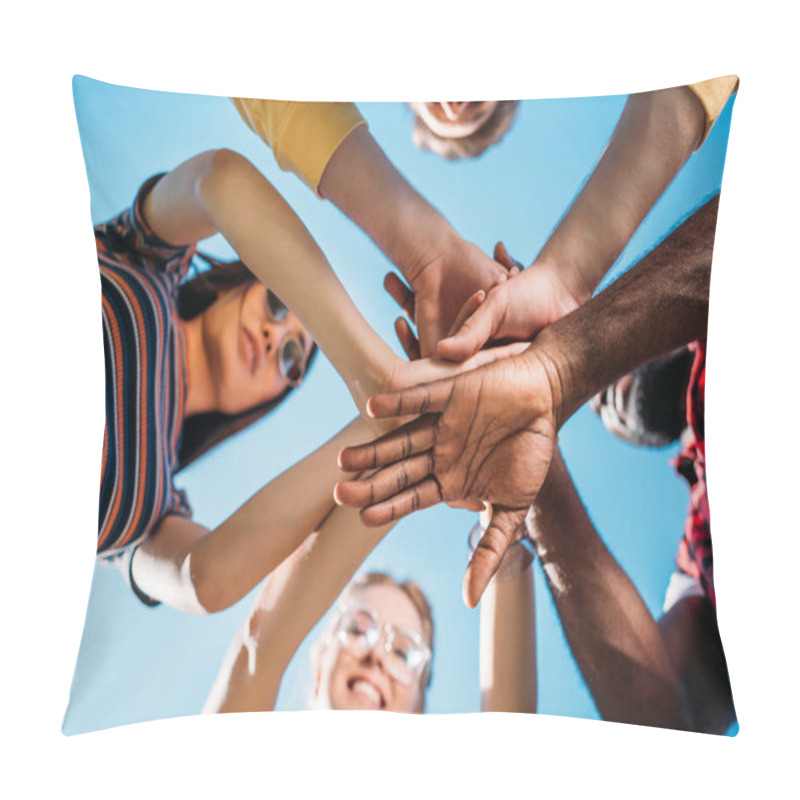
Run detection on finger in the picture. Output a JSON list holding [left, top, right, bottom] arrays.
[[446, 499, 487, 512], [462, 340, 529, 369], [384, 272, 416, 322], [359, 478, 444, 526], [437, 293, 505, 362], [445, 290, 485, 339], [337, 415, 438, 473], [395, 317, 421, 361], [493, 241, 524, 271], [367, 378, 455, 419], [462, 507, 528, 608], [335, 451, 434, 508]]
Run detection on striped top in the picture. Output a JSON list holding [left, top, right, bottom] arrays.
[[96, 175, 195, 557]]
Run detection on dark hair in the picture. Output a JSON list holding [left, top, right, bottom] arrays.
[[411, 101, 520, 160], [624, 348, 695, 447], [177, 253, 317, 470]]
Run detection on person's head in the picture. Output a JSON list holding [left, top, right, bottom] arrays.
[[590, 347, 695, 448], [312, 572, 434, 713], [409, 101, 520, 160], [178, 254, 317, 468]]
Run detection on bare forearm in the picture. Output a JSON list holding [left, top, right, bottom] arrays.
[[536, 86, 705, 303], [318, 126, 456, 282], [206, 506, 393, 713], [533, 193, 718, 426], [530, 451, 689, 729], [194, 149, 395, 401], [148, 148, 400, 410], [190, 417, 376, 612], [480, 567, 537, 713]]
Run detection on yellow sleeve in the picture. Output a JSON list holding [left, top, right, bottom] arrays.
[[231, 98, 367, 196], [686, 75, 739, 148]]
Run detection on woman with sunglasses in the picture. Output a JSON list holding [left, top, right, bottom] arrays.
[[98, 148, 518, 613]]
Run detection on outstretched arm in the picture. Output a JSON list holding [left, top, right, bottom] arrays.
[[479, 538, 536, 713], [233, 99, 510, 357], [438, 85, 716, 360], [128, 150, 525, 612], [317, 125, 509, 357], [144, 149, 396, 410], [131, 416, 373, 613], [335, 195, 718, 606], [528, 449, 691, 729], [204, 506, 393, 713], [145, 149, 522, 419]]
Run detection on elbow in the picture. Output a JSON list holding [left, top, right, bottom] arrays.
[[673, 86, 707, 153], [194, 148, 256, 212], [183, 553, 230, 615], [656, 86, 706, 157]]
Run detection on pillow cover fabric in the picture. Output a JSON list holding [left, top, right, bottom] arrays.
[[64, 76, 738, 733]]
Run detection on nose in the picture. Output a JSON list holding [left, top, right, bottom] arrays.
[[360, 628, 389, 670], [260, 319, 279, 354]]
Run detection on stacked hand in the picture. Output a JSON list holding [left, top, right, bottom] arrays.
[[387, 237, 513, 359], [335, 348, 563, 607], [348, 338, 529, 438], [437, 245, 583, 361]]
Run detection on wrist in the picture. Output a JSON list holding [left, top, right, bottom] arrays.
[[507, 262, 585, 335], [530, 253, 593, 310], [346, 346, 399, 421], [397, 216, 459, 287], [468, 514, 535, 582], [518, 343, 570, 432]]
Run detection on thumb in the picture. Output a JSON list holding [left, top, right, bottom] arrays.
[[462, 506, 527, 608]]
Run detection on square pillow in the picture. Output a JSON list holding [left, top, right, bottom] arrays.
[[64, 76, 738, 734]]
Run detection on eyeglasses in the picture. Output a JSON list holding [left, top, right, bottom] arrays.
[[335, 605, 431, 686], [265, 289, 290, 324], [278, 335, 306, 386], [265, 290, 307, 387]]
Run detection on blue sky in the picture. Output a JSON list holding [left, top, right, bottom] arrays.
[[64, 77, 735, 733]]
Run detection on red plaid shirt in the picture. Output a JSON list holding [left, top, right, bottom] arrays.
[[673, 340, 715, 606]]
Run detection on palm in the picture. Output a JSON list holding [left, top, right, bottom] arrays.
[[438, 259, 580, 362], [335, 351, 559, 605], [431, 357, 557, 508]]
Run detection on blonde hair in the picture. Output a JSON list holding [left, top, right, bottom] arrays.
[[347, 571, 434, 653], [411, 100, 520, 160]]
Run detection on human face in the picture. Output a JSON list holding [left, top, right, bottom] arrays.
[[321, 584, 429, 713], [409, 101, 499, 139], [200, 282, 314, 415], [590, 373, 643, 445], [590, 349, 692, 447]]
